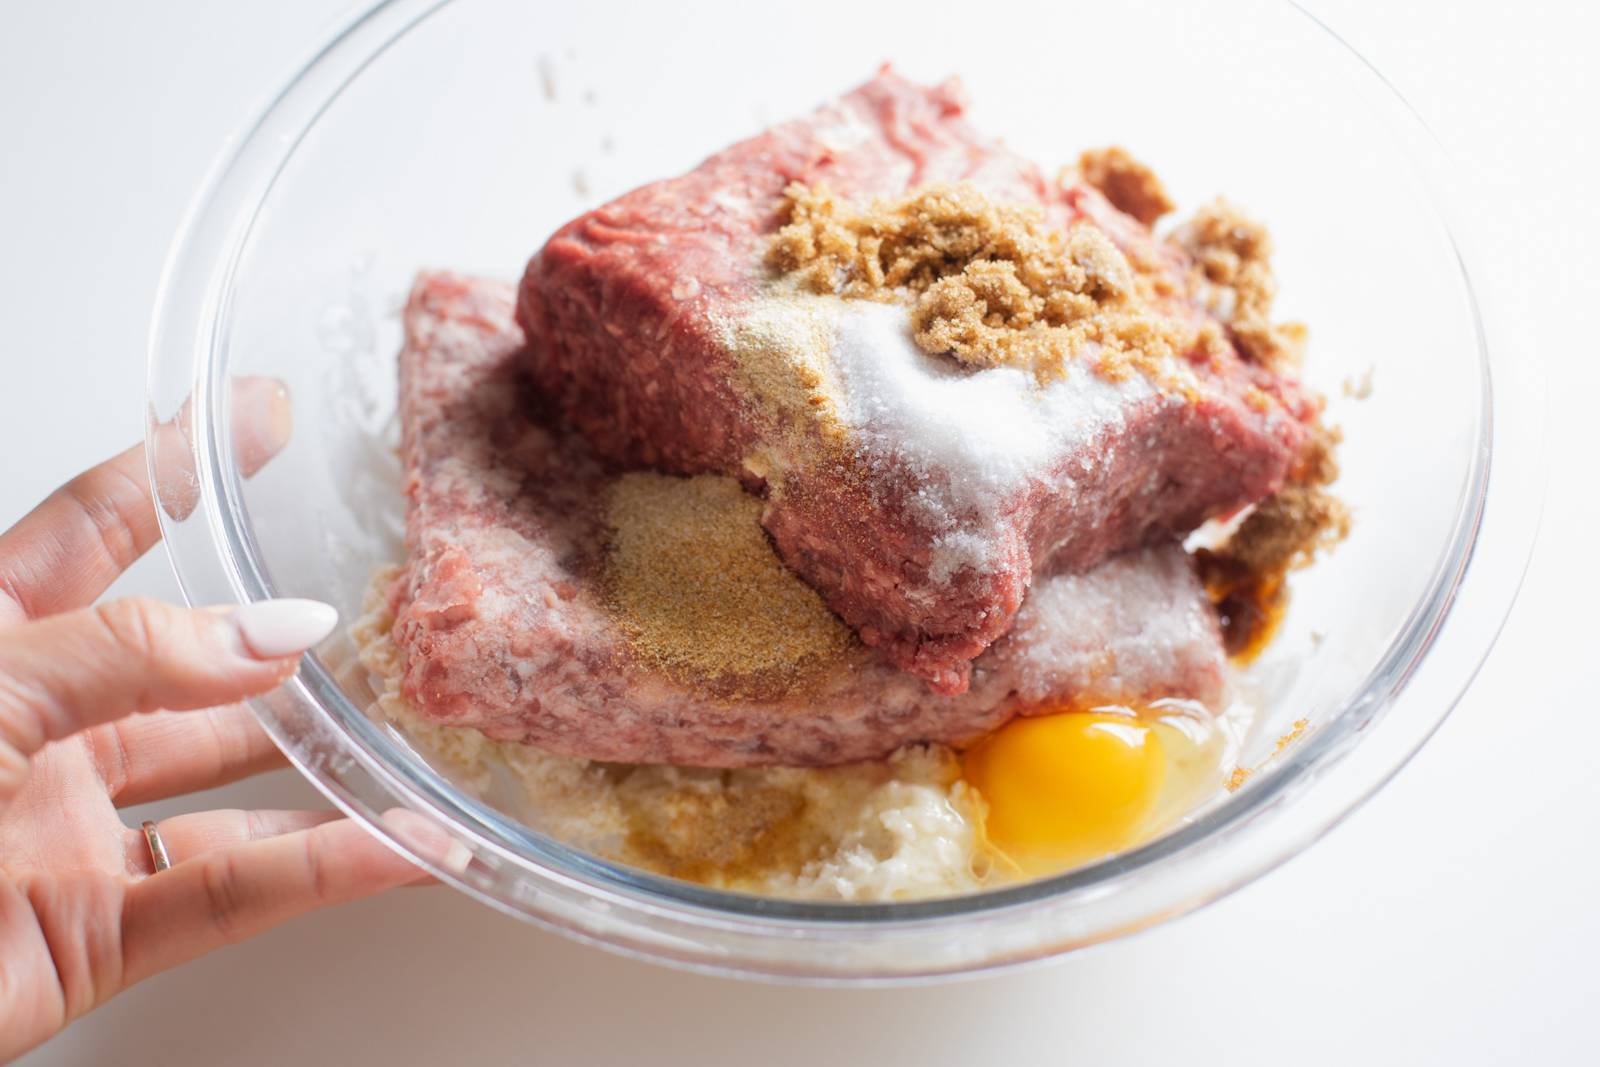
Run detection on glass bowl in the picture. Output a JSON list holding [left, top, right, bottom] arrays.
[[146, 0, 1544, 981]]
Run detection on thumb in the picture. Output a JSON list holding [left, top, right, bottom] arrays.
[[0, 597, 336, 806]]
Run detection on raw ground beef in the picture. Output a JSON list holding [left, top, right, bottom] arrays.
[[517, 69, 1312, 694], [391, 274, 1227, 767]]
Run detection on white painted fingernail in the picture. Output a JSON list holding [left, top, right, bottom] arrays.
[[230, 599, 338, 659]]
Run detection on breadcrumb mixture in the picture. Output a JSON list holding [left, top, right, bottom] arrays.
[[1077, 146, 1176, 227], [603, 472, 851, 687], [768, 181, 1193, 386], [347, 573, 988, 900]]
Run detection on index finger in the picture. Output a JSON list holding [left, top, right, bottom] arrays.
[[0, 443, 155, 624], [0, 377, 291, 624]]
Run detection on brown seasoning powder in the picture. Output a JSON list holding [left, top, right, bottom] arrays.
[[603, 472, 851, 686]]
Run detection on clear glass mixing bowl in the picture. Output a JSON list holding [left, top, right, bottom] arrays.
[[146, 0, 1544, 980]]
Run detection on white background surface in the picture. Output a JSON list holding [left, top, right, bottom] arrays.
[[3, 1, 1595, 1063]]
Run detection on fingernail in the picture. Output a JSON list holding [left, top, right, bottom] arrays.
[[382, 809, 473, 874], [231, 375, 294, 478], [230, 599, 338, 659]]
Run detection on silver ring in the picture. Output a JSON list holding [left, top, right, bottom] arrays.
[[141, 819, 172, 873]]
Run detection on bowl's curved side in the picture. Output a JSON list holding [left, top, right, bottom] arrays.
[[147, 0, 1546, 980]]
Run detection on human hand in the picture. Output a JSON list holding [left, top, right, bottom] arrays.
[[0, 413, 426, 1060]]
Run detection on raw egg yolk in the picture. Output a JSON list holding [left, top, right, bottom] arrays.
[[962, 712, 1166, 874]]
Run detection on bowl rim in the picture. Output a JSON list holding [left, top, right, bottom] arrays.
[[145, 0, 1546, 977]]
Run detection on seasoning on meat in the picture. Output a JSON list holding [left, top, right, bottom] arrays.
[[518, 70, 1317, 694], [390, 273, 1230, 767], [603, 472, 851, 686]]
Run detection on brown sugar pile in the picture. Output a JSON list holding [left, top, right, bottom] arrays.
[[1077, 146, 1176, 227], [1223, 425, 1351, 576], [1175, 199, 1307, 371], [768, 181, 1193, 385], [603, 472, 851, 685], [1199, 425, 1351, 657]]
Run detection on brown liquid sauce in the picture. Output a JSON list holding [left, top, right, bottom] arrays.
[[1195, 549, 1288, 664]]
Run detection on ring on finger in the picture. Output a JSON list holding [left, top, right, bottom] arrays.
[[141, 819, 172, 873]]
